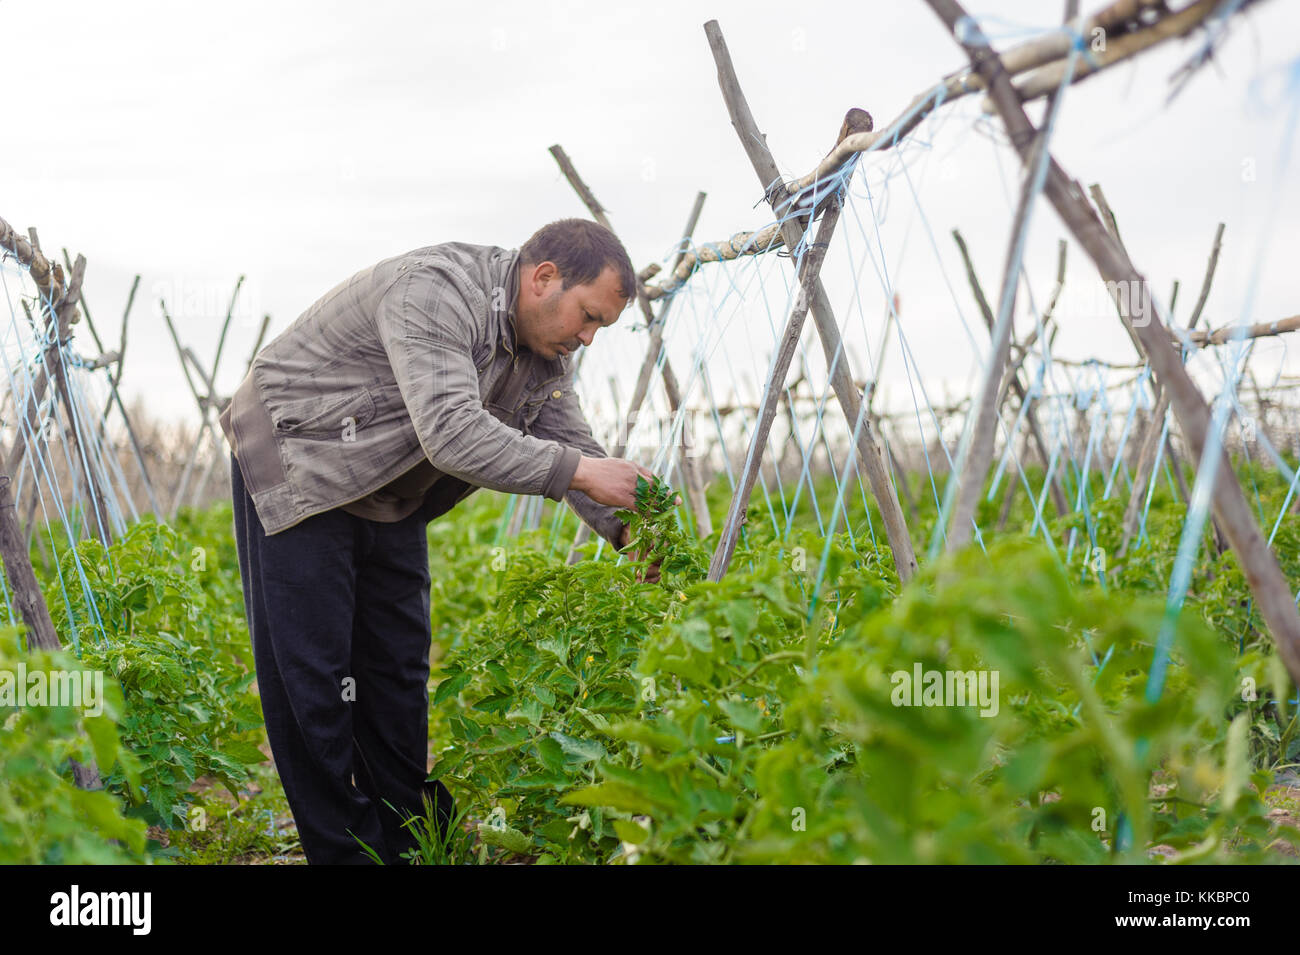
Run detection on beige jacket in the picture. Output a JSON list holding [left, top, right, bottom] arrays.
[[218, 242, 626, 545]]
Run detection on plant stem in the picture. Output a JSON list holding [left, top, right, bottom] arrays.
[[695, 755, 727, 783], [719, 651, 804, 694], [1277, 709, 1299, 766]]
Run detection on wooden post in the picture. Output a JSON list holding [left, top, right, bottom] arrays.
[[546, 146, 713, 554], [954, 229, 1069, 517], [178, 346, 232, 511], [47, 254, 114, 544], [245, 314, 271, 377], [160, 300, 203, 517], [704, 20, 918, 583], [777, 363, 821, 501], [8, 244, 114, 545], [925, 0, 1300, 687], [709, 201, 843, 579], [0, 473, 60, 652], [0, 219, 102, 789], [996, 431, 1033, 531], [1119, 224, 1224, 555], [4, 344, 54, 481], [876, 410, 919, 528], [944, 67, 1074, 552], [161, 299, 234, 517], [81, 272, 163, 517], [95, 273, 139, 430]]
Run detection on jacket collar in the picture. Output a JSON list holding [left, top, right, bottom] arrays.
[[496, 249, 521, 358]]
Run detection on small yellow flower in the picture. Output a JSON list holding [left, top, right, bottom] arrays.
[[585, 655, 594, 664], [677, 591, 687, 602], [582, 691, 588, 699]]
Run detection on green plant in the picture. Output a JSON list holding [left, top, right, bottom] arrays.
[[427, 546, 677, 862], [168, 763, 301, 864], [616, 475, 698, 579], [45, 517, 265, 830], [0, 627, 149, 863], [737, 541, 1299, 863], [354, 792, 478, 865]]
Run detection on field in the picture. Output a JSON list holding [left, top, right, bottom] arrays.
[[1, 0, 1297, 879], [4, 459, 1297, 865]]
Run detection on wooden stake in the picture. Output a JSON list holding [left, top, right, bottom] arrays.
[[925, 0, 1300, 687], [0, 474, 60, 651], [947, 71, 1077, 550], [705, 20, 917, 583], [708, 201, 843, 580], [954, 229, 1068, 517], [86, 273, 162, 517], [161, 300, 233, 517], [51, 257, 114, 544], [1119, 223, 1224, 555]]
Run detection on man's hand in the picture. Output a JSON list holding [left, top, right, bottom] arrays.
[[571, 456, 654, 510], [619, 523, 664, 584]]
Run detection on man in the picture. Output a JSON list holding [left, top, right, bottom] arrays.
[[221, 218, 659, 864]]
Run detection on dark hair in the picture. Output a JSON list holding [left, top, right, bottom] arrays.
[[519, 218, 638, 301]]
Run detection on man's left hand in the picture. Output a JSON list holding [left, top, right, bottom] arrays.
[[619, 524, 663, 583]]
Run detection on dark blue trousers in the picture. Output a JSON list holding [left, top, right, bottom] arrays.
[[231, 454, 452, 864]]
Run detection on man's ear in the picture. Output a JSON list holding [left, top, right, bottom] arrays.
[[521, 260, 553, 300], [533, 260, 563, 293]]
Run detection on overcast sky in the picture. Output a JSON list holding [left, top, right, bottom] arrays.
[[3, 0, 1298, 458]]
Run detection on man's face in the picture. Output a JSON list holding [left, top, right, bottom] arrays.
[[516, 262, 629, 360]]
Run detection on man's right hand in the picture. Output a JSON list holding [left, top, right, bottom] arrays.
[[571, 456, 654, 510]]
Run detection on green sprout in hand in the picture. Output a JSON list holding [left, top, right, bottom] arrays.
[[615, 475, 690, 582], [634, 474, 678, 515]]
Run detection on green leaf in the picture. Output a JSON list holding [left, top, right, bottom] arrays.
[[511, 697, 544, 725], [81, 715, 120, 778], [476, 823, 532, 856], [722, 601, 756, 648], [218, 740, 267, 765], [507, 771, 571, 790], [613, 819, 650, 844], [680, 620, 713, 653], [718, 699, 762, 735], [433, 671, 471, 705], [536, 736, 564, 773], [550, 732, 605, 764], [538, 633, 570, 663], [560, 782, 655, 815], [473, 692, 514, 714]]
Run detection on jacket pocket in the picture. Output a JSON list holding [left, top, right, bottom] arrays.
[[520, 399, 545, 431], [273, 387, 376, 438], [485, 398, 525, 429]]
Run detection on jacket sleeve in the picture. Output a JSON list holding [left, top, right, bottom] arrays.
[[528, 355, 628, 549], [375, 262, 582, 501]]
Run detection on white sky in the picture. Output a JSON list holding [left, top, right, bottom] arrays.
[[3, 0, 1298, 452]]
